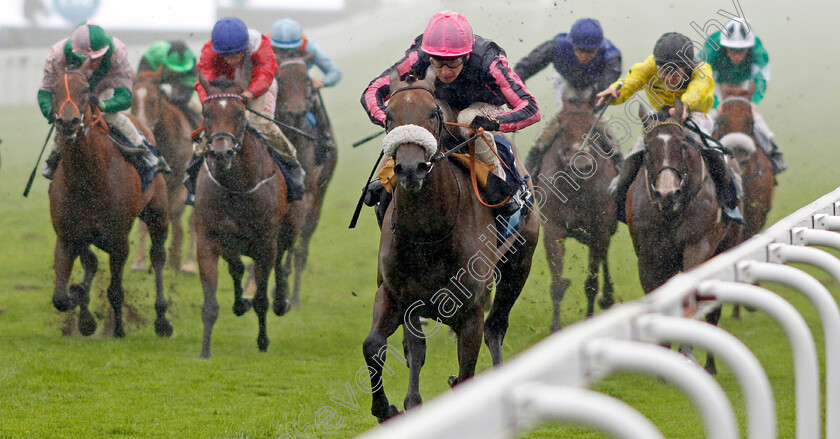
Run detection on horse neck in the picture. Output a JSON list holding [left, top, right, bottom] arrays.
[[60, 129, 114, 192], [392, 160, 459, 236]]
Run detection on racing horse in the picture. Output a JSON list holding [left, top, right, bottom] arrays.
[[362, 67, 539, 422], [48, 63, 171, 338], [130, 69, 197, 273], [530, 98, 618, 332], [714, 93, 775, 320], [194, 74, 293, 358], [273, 52, 337, 307], [626, 99, 742, 373]]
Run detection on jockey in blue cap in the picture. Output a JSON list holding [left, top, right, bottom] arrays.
[[269, 18, 342, 165], [514, 18, 623, 179]]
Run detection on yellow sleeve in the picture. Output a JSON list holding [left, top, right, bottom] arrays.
[[680, 61, 715, 113], [611, 55, 657, 105]]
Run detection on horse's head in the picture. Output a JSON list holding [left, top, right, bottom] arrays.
[[274, 52, 315, 121], [132, 70, 167, 128], [714, 97, 754, 138], [553, 98, 597, 174], [51, 60, 95, 141], [198, 72, 248, 169], [383, 66, 443, 191], [640, 99, 690, 214]]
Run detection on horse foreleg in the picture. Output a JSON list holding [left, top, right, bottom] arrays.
[[362, 285, 402, 422], [198, 238, 221, 358], [543, 224, 569, 332], [107, 237, 130, 338], [131, 221, 148, 271], [224, 252, 250, 316], [402, 314, 426, 411], [167, 205, 184, 273], [292, 188, 326, 307], [584, 247, 601, 318], [273, 221, 296, 316], [599, 256, 616, 310], [52, 239, 78, 312], [75, 246, 99, 336], [450, 309, 484, 387], [252, 253, 274, 352], [704, 305, 723, 375], [181, 209, 198, 273], [143, 205, 172, 337]]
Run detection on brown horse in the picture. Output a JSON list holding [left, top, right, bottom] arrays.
[[627, 99, 742, 373], [531, 99, 618, 331], [194, 74, 293, 358], [49, 65, 171, 338], [362, 67, 539, 422], [130, 70, 196, 273], [273, 53, 337, 307], [714, 94, 775, 320]]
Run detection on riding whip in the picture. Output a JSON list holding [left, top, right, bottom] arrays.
[[583, 81, 622, 146], [348, 150, 385, 229], [246, 108, 317, 141], [23, 124, 54, 198], [352, 130, 385, 148]]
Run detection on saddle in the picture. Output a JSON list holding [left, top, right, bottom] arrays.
[[107, 128, 167, 192]]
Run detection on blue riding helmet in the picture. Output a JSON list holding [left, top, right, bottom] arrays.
[[212, 17, 249, 54], [270, 18, 303, 49], [570, 18, 603, 49]]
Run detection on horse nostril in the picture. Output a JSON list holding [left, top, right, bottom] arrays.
[[394, 164, 404, 176], [417, 162, 430, 174]]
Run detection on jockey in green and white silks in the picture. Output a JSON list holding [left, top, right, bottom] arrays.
[[137, 40, 202, 129], [37, 22, 169, 179], [703, 19, 786, 174]]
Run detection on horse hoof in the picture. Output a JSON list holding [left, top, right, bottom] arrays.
[[598, 294, 615, 310], [52, 295, 75, 312], [257, 335, 269, 352], [377, 405, 403, 423], [233, 299, 252, 316], [550, 321, 561, 333], [155, 318, 173, 337], [113, 325, 126, 338], [447, 375, 459, 388], [130, 260, 146, 271], [704, 361, 717, 375], [273, 299, 291, 316], [78, 309, 97, 336]]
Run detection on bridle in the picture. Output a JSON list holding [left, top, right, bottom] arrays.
[[54, 69, 107, 137], [202, 93, 246, 154]]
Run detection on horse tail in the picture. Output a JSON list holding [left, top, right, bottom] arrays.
[[719, 132, 756, 156]]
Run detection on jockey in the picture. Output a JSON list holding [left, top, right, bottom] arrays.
[[187, 16, 305, 196], [513, 17, 623, 179], [269, 18, 342, 165], [361, 10, 541, 216], [37, 22, 169, 179], [703, 19, 786, 174], [595, 32, 743, 224], [137, 40, 202, 129]]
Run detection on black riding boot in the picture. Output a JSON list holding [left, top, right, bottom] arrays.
[[610, 151, 644, 223], [699, 148, 745, 224], [754, 129, 787, 175], [42, 149, 61, 180], [485, 172, 525, 218]]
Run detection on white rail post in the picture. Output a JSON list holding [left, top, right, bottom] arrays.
[[697, 280, 821, 439], [585, 338, 739, 439], [634, 314, 776, 439], [763, 245, 840, 439], [509, 383, 666, 439]]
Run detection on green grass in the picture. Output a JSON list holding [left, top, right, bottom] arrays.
[[1, 1, 837, 437]]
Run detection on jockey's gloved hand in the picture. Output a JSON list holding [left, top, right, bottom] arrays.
[[89, 96, 102, 109], [470, 115, 500, 132]]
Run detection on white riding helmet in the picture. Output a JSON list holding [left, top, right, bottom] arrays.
[[720, 19, 755, 49]]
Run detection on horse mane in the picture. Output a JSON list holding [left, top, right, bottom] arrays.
[[208, 77, 238, 93]]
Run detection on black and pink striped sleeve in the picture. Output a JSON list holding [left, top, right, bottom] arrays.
[[488, 54, 541, 132], [361, 50, 421, 127]]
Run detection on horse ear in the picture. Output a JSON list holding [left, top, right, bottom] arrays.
[[422, 64, 437, 89], [79, 58, 95, 78], [198, 71, 211, 94], [153, 64, 164, 82], [388, 66, 401, 89], [673, 98, 685, 122], [638, 105, 652, 130]]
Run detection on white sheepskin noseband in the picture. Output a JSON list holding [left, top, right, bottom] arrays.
[[382, 124, 438, 158]]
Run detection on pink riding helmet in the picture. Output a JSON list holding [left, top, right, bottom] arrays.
[[421, 11, 475, 58]]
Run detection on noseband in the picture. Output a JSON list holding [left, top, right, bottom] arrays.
[[203, 93, 246, 154]]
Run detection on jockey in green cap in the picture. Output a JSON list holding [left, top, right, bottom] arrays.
[[137, 40, 202, 129]]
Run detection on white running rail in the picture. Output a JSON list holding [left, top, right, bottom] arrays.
[[355, 186, 840, 439]]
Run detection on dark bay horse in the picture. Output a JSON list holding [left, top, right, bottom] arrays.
[[273, 52, 336, 307], [362, 67, 539, 422], [194, 74, 293, 358], [627, 99, 742, 373], [131, 70, 196, 273], [531, 99, 617, 331], [49, 65, 171, 338], [714, 94, 775, 320]]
